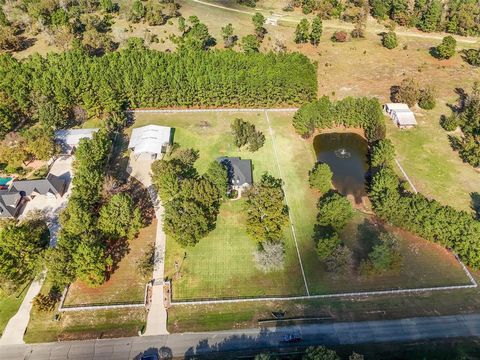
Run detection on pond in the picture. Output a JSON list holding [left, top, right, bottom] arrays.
[[313, 132, 368, 204]]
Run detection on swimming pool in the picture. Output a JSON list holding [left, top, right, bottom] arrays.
[[0, 177, 12, 186]]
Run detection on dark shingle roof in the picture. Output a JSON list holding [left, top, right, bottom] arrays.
[[10, 174, 65, 197], [217, 157, 253, 187]]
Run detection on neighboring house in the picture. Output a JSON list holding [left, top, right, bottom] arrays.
[[0, 174, 66, 218], [54, 128, 99, 154], [384, 103, 417, 129], [217, 157, 253, 191], [128, 125, 173, 159]]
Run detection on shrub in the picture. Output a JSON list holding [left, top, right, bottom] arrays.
[[331, 31, 349, 42], [418, 86, 437, 110], [462, 49, 480, 67], [33, 289, 61, 312], [440, 114, 458, 131], [317, 191, 354, 231], [381, 31, 398, 49], [313, 225, 340, 260], [325, 245, 354, 275], [254, 241, 285, 273], [308, 163, 332, 193], [434, 36, 457, 59], [392, 78, 420, 107]]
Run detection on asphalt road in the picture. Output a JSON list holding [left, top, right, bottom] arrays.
[[2, 314, 480, 359]]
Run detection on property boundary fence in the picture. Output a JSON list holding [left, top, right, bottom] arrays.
[[170, 256, 477, 305], [57, 283, 149, 312], [128, 108, 299, 113]]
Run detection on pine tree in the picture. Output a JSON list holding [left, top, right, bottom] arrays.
[[310, 16, 322, 46], [295, 18, 310, 44]]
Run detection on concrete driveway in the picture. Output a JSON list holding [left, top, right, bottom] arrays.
[[127, 153, 168, 335]]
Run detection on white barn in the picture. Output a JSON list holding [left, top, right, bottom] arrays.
[[384, 103, 417, 129], [128, 125, 172, 159], [54, 128, 99, 154]]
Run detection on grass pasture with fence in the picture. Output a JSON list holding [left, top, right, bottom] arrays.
[[133, 110, 473, 302]]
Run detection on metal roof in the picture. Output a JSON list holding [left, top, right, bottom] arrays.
[[128, 125, 172, 155], [54, 128, 99, 146]]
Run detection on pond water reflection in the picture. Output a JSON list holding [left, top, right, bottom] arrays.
[[313, 132, 368, 204]]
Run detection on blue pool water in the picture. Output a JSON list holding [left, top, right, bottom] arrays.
[[0, 177, 12, 186]]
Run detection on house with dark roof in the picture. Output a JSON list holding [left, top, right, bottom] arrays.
[[217, 157, 253, 191], [0, 174, 66, 218]]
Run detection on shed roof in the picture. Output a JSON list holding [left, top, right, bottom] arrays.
[[128, 125, 172, 155], [393, 109, 418, 126], [54, 128, 99, 146], [217, 157, 253, 187], [385, 103, 411, 112]]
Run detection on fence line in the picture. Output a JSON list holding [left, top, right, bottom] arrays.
[[264, 110, 310, 296], [128, 108, 299, 114], [57, 284, 149, 312], [395, 158, 418, 194]]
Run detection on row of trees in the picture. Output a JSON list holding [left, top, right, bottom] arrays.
[[246, 174, 289, 273], [286, 1, 479, 36], [0, 47, 317, 131], [47, 130, 143, 287], [152, 147, 227, 247], [442, 82, 480, 168], [368, 141, 480, 269], [370, 0, 480, 36], [292, 96, 385, 141], [294, 16, 323, 45]]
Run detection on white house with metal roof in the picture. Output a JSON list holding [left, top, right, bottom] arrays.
[[384, 103, 417, 129], [128, 125, 172, 159], [54, 128, 99, 154]]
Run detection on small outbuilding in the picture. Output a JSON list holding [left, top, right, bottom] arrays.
[[217, 157, 253, 191], [384, 103, 417, 129], [54, 128, 99, 154], [128, 125, 172, 159]]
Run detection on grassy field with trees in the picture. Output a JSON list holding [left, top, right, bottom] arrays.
[[133, 110, 470, 301]]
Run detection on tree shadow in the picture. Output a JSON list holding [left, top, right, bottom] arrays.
[[105, 236, 130, 279], [132, 346, 173, 360], [471, 192, 480, 218], [123, 176, 156, 225]]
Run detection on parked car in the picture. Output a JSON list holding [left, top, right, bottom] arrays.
[[281, 332, 302, 343]]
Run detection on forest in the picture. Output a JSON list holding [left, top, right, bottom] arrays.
[[292, 96, 385, 141], [0, 47, 317, 136], [293, 0, 480, 36]]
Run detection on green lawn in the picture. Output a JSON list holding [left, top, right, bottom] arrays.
[[267, 112, 470, 294], [134, 111, 471, 301], [387, 104, 480, 212], [0, 284, 29, 336], [132, 111, 306, 300]]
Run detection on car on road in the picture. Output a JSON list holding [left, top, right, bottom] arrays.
[[281, 332, 302, 343]]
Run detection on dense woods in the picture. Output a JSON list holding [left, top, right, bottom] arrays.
[[0, 48, 316, 136], [292, 96, 385, 141]]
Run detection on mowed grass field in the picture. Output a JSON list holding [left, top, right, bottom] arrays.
[[63, 220, 157, 306], [387, 105, 480, 212], [131, 111, 306, 300], [133, 111, 471, 301]]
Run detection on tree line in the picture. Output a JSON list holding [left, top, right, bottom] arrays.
[[293, 97, 480, 270], [292, 96, 385, 141], [0, 47, 317, 136], [47, 129, 143, 287], [442, 82, 480, 168], [369, 140, 480, 269]]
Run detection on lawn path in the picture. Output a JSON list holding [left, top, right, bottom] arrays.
[[263, 110, 310, 296]]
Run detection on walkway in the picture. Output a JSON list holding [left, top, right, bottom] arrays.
[[127, 155, 168, 335], [3, 313, 480, 359]]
